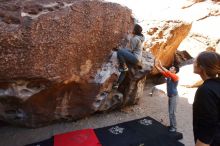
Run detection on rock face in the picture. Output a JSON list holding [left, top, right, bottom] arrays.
[[175, 50, 193, 67], [0, 0, 154, 127], [0, 0, 133, 80], [95, 51, 154, 111], [143, 20, 192, 74], [177, 0, 220, 57]]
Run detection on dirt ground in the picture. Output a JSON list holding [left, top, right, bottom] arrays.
[[0, 83, 195, 146]]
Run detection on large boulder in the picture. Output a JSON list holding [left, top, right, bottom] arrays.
[[0, 0, 154, 127], [142, 20, 192, 74]]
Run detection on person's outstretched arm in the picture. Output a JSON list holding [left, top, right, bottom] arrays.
[[158, 59, 169, 72], [154, 59, 178, 81], [155, 59, 163, 72], [155, 59, 168, 73]]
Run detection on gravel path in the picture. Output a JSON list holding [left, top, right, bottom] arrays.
[[0, 83, 194, 146]]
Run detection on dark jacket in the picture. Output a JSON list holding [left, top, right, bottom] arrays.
[[193, 78, 220, 145]]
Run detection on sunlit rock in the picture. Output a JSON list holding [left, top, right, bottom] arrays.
[[142, 20, 192, 74]]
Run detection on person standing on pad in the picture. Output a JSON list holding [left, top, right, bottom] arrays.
[[155, 59, 179, 132]]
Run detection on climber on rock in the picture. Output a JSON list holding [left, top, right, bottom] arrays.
[[112, 24, 145, 89]]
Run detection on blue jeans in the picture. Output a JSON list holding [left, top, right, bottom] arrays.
[[168, 95, 178, 128], [117, 48, 138, 84]]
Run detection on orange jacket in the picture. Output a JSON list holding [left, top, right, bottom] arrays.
[[161, 71, 179, 82]]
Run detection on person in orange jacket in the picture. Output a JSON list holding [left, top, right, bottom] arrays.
[[155, 59, 179, 132]]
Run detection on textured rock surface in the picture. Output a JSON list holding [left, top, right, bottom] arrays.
[[0, 0, 132, 80], [0, 0, 155, 127], [94, 50, 154, 110], [143, 20, 192, 74], [175, 50, 193, 67], [178, 33, 220, 58]]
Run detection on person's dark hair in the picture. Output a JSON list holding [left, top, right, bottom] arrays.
[[196, 51, 220, 78], [133, 24, 143, 36], [174, 65, 180, 73]]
